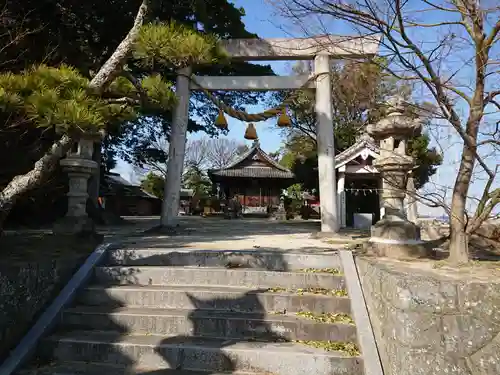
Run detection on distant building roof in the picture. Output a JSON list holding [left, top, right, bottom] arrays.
[[101, 173, 159, 199], [208, 140, 295, 180]]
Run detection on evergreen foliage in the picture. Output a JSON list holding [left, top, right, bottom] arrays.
[[0, 0, 273, 185], [0, 22, 222, 135], [134, 22, 226, 69], [140, 172, 165, 199]]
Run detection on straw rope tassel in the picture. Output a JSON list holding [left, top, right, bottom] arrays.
[[214, 109, 228, 129], [277, 107, 292, 127], [244, 123, 258, 140]]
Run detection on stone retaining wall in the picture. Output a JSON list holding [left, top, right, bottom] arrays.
[[418, 220, 449, 240], [0, 257, 84, 361], [357, 257, 500, 375]]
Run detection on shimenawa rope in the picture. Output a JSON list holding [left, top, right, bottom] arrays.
[[182, 72, 327, 123]]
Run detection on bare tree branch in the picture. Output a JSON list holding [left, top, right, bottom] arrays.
[[207, 138, 246, 169], [273, 0, 500, 263]]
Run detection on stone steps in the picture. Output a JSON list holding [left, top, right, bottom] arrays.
[[106, 248, 341, 270], [93, 266, 345, 289], [77, 284, 352, 314], [40, 331, 362, 375], [61, 306, 357, 343], [21, 248, 363, 375]]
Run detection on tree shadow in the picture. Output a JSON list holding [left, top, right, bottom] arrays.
[[23, 248, 294, 375], [107, 247, 293, 270], [152, 291, 288, 374]]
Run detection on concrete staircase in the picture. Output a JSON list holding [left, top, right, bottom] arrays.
[[21, 248, 364, 375]]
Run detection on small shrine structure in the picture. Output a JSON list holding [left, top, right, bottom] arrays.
[[334, 132, 419, 230], [335, 133, 383, 229], [208, 141, 295, 215]]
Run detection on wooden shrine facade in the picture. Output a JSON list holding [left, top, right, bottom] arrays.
[[208, 141, 294, 215]]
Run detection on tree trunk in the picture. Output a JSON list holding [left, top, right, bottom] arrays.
[[0, 135, 74, 231], [87, 0, 149, 93], [448, 143, 475, 264], [448, 30, 486, 263]]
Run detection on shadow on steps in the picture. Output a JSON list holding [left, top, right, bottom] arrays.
[[23, 250, 301, 375]]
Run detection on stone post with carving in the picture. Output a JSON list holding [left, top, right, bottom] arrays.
[[53, 135, 99, 235], [365, 96, 426, 257]]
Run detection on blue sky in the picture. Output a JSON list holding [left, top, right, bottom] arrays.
[[112, 0, 499, 217]]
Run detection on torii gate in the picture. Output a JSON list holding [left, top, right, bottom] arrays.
[[162, 35, 379, 233]]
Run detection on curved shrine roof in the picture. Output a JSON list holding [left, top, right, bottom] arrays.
[[208, 141, 295, 179]]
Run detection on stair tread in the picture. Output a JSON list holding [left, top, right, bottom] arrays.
[[111, 248, 340, 254], [46, 330, 358, 357], [64, 306, 352, 325], [97, 265, 343, 275], [20, 361, 261, 375], [84, 284, 347, 298]]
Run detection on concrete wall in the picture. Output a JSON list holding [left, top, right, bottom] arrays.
[[0, 258, 84, 360], [357, 257, 500, 375]]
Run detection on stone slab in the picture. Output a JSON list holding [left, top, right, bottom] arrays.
[[94, 266, 345, 289], [77, 285, 352, 314], [61, 306, 357, 343], [190, 75, 315, 91], [221, 35, 380, 60], [43, 331, 363, 375], [106, 249, 342, 271]]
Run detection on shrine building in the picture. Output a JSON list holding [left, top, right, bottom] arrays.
[[208, 141, 294, 215]]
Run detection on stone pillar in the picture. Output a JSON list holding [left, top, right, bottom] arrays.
[[365, 95, 425, 258], [378, 176, 385, 219], [406, 172, 418, 223], [314, 54, 338, 233], [53, 136, 99, 235], [162, 66, 191, 227], [337, 171, 346, 228]]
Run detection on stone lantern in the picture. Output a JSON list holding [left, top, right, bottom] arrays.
[[53, 135, 100, 235], [365, 95, 426, 257]]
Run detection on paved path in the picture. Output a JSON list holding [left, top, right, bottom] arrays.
[[118, 216, 368, 253], [3, 216, 368, 252]]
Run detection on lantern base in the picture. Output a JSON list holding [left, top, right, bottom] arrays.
[[365, 218, 429, 259]]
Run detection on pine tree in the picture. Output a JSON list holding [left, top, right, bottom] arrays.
[[0, 0, 226, 230]]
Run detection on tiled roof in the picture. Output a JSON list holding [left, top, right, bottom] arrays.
[[211, 168, 294, 179], [101, 173, 159, 199], [208, 140, 295, 180]]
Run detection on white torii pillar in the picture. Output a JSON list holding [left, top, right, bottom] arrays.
[[315, 54, 339, 233], [162, 66, 191, 227]]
